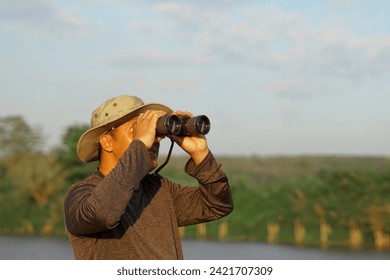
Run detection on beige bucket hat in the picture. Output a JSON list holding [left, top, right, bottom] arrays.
[[77, 95, 173, 163]]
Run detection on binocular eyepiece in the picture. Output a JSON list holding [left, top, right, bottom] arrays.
[[156, 115, 211, 136]]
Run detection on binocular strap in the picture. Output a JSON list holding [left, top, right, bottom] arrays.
[[154, 139, 175, 175]]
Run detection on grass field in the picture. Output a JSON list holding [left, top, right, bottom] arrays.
[[160, 155, 390, 249]]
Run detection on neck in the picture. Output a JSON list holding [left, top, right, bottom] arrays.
[[98, 154, 117, 176]]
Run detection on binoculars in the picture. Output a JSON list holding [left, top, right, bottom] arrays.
[[156, 115, 211, 136]]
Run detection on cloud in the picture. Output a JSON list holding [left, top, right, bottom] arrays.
[[260, 77, 349, 98], [125, 3, 390, 97], [107, 49, 212, 69], [0, 0, 96, 38], [153, 76, 202, 91], [86, 0, 121, 4]]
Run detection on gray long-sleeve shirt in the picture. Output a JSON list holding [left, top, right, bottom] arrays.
[[64, 140, 233, 259]]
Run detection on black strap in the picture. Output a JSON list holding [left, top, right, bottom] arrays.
[[154, 139, 175, 175]]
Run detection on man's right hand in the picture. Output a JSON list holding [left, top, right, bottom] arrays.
[[132, 110, 167, 149]]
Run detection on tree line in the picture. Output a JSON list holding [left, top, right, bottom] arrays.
[[1, 115, 390, 250], [0, 115, 96, 235]]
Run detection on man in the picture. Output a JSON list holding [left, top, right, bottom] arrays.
[[63, 95, 233, 259]]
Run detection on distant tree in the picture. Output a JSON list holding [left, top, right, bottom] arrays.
[[7, 154, 67, 206], [0, 115, 67, 206], [0, 115, 42, 159], [55, 124, 97, 185]]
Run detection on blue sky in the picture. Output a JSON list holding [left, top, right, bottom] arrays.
[[1, 0, 389, 156]]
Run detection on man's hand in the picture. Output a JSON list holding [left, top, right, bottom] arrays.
[[169, 111, 210, 166], [133, 110, 167, 149]]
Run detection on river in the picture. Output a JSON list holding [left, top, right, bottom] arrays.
[[0, 235, 389, 260]]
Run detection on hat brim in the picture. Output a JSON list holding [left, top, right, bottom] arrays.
[[77, 103, 173, 163]]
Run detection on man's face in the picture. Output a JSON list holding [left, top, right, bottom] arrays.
[[109, 118, 161, 169]]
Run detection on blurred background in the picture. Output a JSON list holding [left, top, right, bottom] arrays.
[[1, 0, 390, 259]]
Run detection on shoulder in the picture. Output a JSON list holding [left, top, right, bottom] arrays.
[[65, 172, 102, 198]]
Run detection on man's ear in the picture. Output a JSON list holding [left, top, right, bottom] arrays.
[[99, 135, 113, 153]]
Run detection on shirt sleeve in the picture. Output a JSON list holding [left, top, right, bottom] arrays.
[[64, 140, 153, 235], [168, 151, 234, 226]]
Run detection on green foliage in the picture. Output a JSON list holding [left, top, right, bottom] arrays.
[[158, 155, 390, 248], [0, 116, 69, 235], [0, 121, 94, 235], [6, 153, 67, 206], [55, 124, 98, 185], [0, 115, 42, 159], [1, 114, 390, 250]]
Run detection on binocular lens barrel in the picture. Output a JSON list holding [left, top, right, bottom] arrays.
[[156, 115, 211, 136], [180, 115, 210, 136], [156, 115, 182, 135]]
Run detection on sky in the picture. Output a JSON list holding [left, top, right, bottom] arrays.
[[1, 0, 390, 157]]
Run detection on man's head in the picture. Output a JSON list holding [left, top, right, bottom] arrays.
[[77, 95, 172, 163]]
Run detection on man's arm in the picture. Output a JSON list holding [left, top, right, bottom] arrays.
[[169, 151, 234, 226], [64, 140, 153, 235]]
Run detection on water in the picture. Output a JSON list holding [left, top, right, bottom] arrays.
[[0, 235, 389, 260]]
